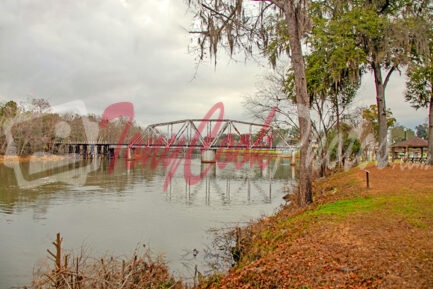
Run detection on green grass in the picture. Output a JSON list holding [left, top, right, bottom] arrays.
[[272, 191, 433, 241], [387, 193, 433, 229], [313, 197, 376, 217]]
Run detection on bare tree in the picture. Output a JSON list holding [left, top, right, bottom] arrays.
[[32, 98, 51, 113], [243, 63, 298, 129]]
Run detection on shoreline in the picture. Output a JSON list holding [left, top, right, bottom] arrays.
[[0, 154, 79, 164]]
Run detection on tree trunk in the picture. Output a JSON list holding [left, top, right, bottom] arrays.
[[372, 63, 389, 167], [336, 101, 343, 168], [427, 94, 433, 165], [284, 1, 313, 207]]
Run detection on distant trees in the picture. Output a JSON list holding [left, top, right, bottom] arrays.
[[0, 99, 144, 155], [362, 104, 396, 143], [1, 100, 19, 119], [415, 123, 428, 139], [391, 124, 415, 144], [0, 100, 20, 153], [327, 123, 361, 166]]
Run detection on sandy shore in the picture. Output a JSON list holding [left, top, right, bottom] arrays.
[[0, 154, 79, 164]]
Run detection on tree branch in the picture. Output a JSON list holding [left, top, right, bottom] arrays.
[[267, 0, 285, 10], [383, 66, 396, 88], [201, 3, 231, 20]]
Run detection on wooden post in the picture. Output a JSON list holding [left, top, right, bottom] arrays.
[[365, 170, 370, 189], [391, 147, 395, 162]]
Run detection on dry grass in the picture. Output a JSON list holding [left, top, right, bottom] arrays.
[[31, 234, 183, 289]]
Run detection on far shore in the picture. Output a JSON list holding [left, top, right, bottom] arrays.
[[0, 154, 79, 164]]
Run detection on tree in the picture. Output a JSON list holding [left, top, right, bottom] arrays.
[[313, 0, 430, 167], [1, 100, 19, 119], [303, 45, 360, 169], [0, 101, 20, 153], [188, 0, 313, 206], [328, 122, 361, 165], [362, 104, 396, 142], [32, 98, 51, 113], [415, 123, 428, 139], [283, 27, 360, 173], [245, 7, 361, 174], [405, 35, 433, 164], [306, 4, 364, 169], [243, 63, 299, 130], [391, 124, 415, 143]]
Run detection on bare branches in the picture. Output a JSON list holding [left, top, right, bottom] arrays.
[[188, 0, 287, 65], [243, 64, 299, 128], [32, 234, 182, 289]]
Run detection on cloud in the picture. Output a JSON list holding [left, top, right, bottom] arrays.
[[0, 0, 264, 128], [0, 0, 427, 131]]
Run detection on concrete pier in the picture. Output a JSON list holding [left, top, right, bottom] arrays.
[[201, 149, 217, 163], [126, 147, 136, 160], [291, 151, 296, 166]]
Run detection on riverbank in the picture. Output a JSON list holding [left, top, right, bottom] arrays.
[[0, 154, 76, 164], [0, 155, 31, 163], [197, 163, 433, 288], [26, 162, 432, 288]]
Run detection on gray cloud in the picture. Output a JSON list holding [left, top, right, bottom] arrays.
[[0, 0, 259, 126], [0, 0, 427, 130]]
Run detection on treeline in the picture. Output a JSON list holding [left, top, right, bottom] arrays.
[[0, 99, 144, 155]]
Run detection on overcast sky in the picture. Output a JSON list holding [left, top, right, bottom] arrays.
[[0, 0, 427, 130]]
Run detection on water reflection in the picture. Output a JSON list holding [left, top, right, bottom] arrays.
[[0, 155, 297, 288]]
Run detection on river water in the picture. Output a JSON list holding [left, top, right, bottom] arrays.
[[0, 154, 296, 288]]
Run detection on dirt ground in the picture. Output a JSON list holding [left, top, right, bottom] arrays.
[[198, 162, 433, 288]]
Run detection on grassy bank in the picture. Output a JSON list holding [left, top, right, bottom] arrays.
[[198, 164, 433, 288]]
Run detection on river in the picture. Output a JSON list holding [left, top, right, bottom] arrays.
[[0, 154, 297, 288]]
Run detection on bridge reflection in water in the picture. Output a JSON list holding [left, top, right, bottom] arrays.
[[159, 156, 297, 206]]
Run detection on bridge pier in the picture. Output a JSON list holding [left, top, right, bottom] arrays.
[[201, 149, 217, 163], [126, 147, 134, 160], [291, 150, 296, 166]]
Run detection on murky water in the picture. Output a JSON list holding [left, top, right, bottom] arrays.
[[0, 155, 296, 288]]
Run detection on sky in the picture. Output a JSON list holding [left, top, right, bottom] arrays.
[[0, 0, 427, 130]]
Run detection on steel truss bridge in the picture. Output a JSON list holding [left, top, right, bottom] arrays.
[[54, 119, 294, 158], [134, 119, 289, 149]]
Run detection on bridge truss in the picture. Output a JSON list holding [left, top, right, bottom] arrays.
[[134, 119, 290, 149]]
